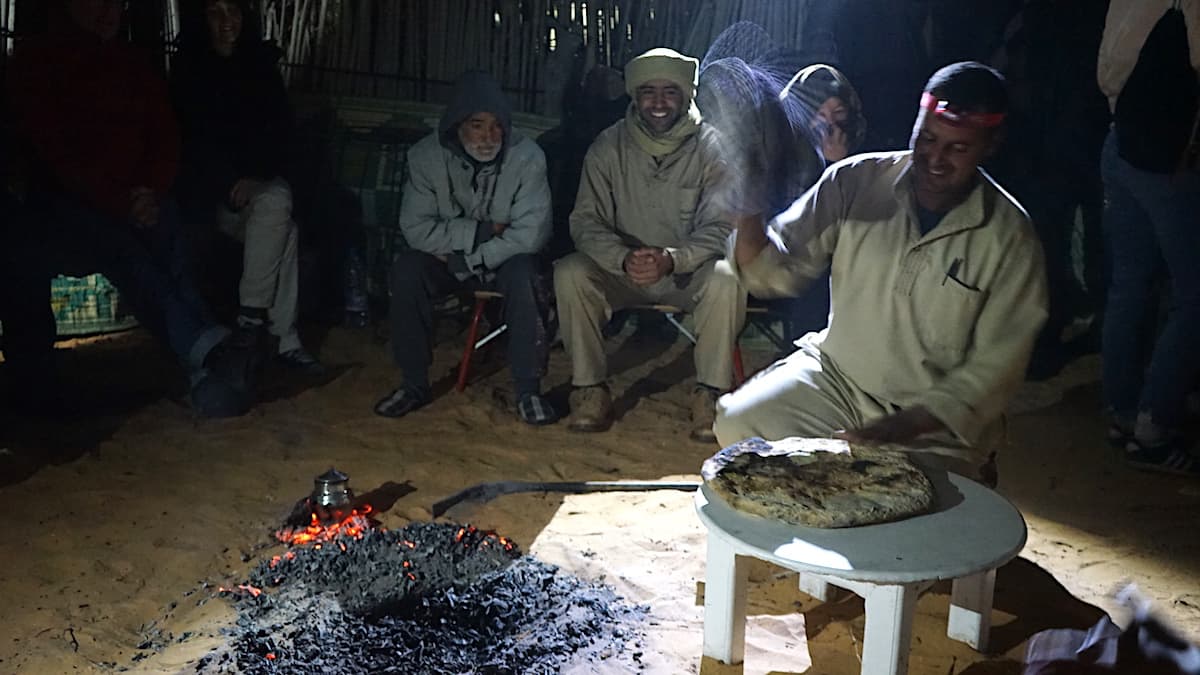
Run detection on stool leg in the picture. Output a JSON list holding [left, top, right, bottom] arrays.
[[948, 569, 996, 651], [702, 534, 748, 665], [861, 583, 917, 675], [456, 298, 488, 393], [732, 345, 746, 387]]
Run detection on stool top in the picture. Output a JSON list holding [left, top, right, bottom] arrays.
[[695, 470, 1026, 583]]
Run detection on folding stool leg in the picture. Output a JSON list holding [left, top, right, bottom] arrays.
[[732, 345, 746, 387], [456, 297, 489, 392]]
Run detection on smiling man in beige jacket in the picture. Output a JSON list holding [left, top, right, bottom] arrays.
[[555, 48, 746, 442], [715, 62, 1048, 484]]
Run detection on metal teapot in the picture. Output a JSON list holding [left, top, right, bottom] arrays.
[[311, 467, 354, 509]]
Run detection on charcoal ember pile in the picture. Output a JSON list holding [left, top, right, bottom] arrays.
[[198, 522, 647, 674]]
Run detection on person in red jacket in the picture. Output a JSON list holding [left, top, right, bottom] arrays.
[[3, 0, 255, 417]]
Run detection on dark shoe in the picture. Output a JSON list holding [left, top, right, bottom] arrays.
[[689, 385, 719, 443], [276, 348, 327, 376], [1125, 439, 1200, 477], [374, 385, 430, 418], [229, 318, 270, 353], [517, 393, 558, 426], [567, 385, 612, 432], [190, 372, 252, 418], [204, 339, 258, 393]]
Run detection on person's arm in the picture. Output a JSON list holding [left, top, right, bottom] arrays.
[[1096, 1, 1153, 113], [463, 143, 552, 271], [569, 138, 632, 274], [663, 136, 732, 274], [916, 232, 1049, 446], [727, 163, 844, 298], [398, 145, 480, 256]]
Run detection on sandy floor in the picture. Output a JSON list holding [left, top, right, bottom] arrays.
[[1, 322, 1198, 674]]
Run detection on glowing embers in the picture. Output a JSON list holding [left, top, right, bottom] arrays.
[[453, 524, 517, 553], [217, 583, 263, 598], [275, 504, 376, 547]]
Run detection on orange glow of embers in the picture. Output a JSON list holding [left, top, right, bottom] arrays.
[[218, 583, 264, 598], [275, 504, 376, 546], [453, 524, 517, 553]]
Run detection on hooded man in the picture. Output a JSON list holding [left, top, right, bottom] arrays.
[[555, 47, 747, 442], [374, 70, 555, 425], [717, 62, 1048, 484]]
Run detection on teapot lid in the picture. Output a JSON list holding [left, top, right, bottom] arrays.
[[315, 467, 348, 485]]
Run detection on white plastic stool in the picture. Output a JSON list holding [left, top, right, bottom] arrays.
[[695, 470, 1026, 675]]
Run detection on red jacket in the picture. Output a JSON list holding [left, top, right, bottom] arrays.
[[6, 27, 180, 218]]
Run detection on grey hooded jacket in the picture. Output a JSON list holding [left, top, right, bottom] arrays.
[[399, 70, 551, 273]]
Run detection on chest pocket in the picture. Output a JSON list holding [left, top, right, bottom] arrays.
[[677, 186, 700, 233], [918, 271, 986, 357]]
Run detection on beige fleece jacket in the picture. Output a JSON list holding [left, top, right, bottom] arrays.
[[730, 151, 1049, 448], [569, 119, 731, 275]]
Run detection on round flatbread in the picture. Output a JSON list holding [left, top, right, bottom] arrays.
[[701, 437, 936, 528]]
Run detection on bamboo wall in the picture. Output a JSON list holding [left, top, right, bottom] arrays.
[[290, 0, 813, 115]]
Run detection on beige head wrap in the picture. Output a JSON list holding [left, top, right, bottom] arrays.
[[623, 48, 703, 157]]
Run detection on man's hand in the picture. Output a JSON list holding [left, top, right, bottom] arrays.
[[623, 247, 674, 286], [229, 178, 265, 210], [834, 406, 944, 445], [129, 187, 160, 228], [492, 222, 509, 235], [732, 212, 768, 269]]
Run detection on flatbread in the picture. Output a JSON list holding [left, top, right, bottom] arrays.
[[701, 436, 935, 528]]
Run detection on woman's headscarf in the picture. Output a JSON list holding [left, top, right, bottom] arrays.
[[780, 64, 867, 156]]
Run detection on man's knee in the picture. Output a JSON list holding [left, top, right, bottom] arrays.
[[553, 252, 600, 297], [701, 259, 743, 300], [713, 391, 755, 449], [390, 249, 430, 292], [249, 179, 294, 216], [495, 253, 538, 287]]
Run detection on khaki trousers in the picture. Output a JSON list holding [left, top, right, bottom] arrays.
[[216, 177, 301, 354], [713, 342, 1000, 482], [554, 252, 747, 390]]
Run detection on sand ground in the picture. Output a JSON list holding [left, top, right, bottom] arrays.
[[1, 322, 1197, 674]]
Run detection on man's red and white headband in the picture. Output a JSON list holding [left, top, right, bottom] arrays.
[[920, 91, 1005, 129]]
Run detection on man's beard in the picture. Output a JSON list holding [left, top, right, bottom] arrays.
[[464, 142, 501, 163]]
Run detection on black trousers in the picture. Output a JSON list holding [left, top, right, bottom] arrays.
[[388, 250, 549, 387]]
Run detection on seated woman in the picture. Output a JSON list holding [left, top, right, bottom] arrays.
[[170, 0, 323, 374], [697, 48, 867, 344], [774, 64, 867, 339]]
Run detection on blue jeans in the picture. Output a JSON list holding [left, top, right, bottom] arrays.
[[43, 194, 229, 372], [1100, 130, 1200, 429]]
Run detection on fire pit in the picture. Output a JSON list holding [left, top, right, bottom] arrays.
[[197, 471, 647, 673]]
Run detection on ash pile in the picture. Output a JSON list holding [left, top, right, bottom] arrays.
[[198, 522, 647, 674]]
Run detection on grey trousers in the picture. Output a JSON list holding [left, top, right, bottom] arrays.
[[553, 252, 747, 390], [713, 342, 1000, 482], [216, 177, 301, 354]]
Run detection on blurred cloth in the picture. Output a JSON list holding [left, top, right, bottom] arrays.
[[1024, 605, 1200, 674]]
